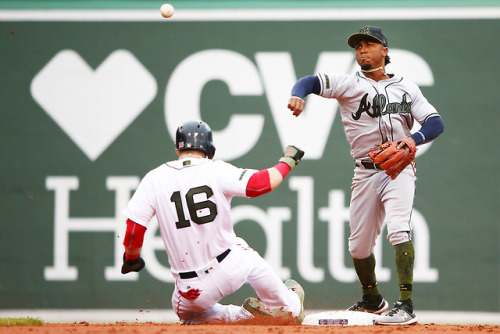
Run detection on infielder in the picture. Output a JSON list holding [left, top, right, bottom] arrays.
[[287, 26, 444, 325], [120, 120, 305, 324]]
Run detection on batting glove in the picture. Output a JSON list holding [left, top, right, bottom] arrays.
[[279, 145, 305, 169], [121, 252, 145, 274]]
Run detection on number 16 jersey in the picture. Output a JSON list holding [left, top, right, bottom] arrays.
[[122, 157, 257, 274]]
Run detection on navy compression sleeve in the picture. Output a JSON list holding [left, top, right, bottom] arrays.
[[410, 116, 445, 145], [291, 75, 321, 99]]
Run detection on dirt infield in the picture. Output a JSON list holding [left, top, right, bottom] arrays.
[[2, 318, 500, 334]]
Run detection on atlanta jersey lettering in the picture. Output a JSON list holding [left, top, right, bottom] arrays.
[[317, 72, 439, 160]]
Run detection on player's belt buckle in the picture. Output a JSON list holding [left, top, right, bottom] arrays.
[[179, 249, 231, 279]]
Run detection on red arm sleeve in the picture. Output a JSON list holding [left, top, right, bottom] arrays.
[[274, 162, 291, 178], [245, 163, 291, 198], [123, 219, 147, 260], [246, 169, 271, 198]]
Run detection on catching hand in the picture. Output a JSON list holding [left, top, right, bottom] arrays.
[[368, 137, 417, 180]]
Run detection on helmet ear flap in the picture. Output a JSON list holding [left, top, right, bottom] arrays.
[[205, 143, 216, 159]]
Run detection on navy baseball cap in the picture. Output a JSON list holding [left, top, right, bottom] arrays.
[[347, 26, 388, 48]]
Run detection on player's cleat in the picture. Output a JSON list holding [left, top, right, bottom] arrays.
[[285, 279, 305, 323], [375, 300, 418, 325], [243, 280, 305, 324], [347, 294, 389, 314], [243, 297, 292, 318]]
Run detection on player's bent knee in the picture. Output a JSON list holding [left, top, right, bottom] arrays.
[[387, 231, 411, 246], [349, 247, 372, 260]]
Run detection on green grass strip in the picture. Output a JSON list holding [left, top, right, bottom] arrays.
[[0, 317, 44, 326]]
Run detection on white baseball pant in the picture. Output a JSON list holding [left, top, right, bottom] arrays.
[[171, 238, 301, 324], [348, 166, 416, 259]]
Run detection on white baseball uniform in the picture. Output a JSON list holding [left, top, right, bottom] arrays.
[[123, 156, 300, 324], [316, 71, 440, 258]]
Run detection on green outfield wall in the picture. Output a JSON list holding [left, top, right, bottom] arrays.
[[0, 3, 499, 314]]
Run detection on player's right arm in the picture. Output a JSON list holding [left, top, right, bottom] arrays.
[[121, 218, 147, 274], [287, 75, 321, 116], [120, 170, 157, 274]]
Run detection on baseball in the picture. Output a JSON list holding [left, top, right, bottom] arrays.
[[160, 3, 175, 18]]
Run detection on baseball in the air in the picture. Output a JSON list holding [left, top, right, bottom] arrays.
[[160, 3, 175, 18]]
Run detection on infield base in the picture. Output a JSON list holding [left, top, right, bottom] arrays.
[[302, 310, 380, 326]]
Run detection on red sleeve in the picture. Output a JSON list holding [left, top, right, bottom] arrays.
[[246, 169, 271, 198], [123, 219, 147, 249], [275, 162, 291, 178], [245, 163, 291, 198]]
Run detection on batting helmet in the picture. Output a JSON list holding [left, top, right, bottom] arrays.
[[175, 120, 216, 159]]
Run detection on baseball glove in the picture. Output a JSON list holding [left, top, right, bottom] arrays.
[[368, 138, 417, 180]]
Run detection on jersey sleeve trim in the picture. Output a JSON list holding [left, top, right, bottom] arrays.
[[422, 113, 441, 123], [317, 73, 328, 96]]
